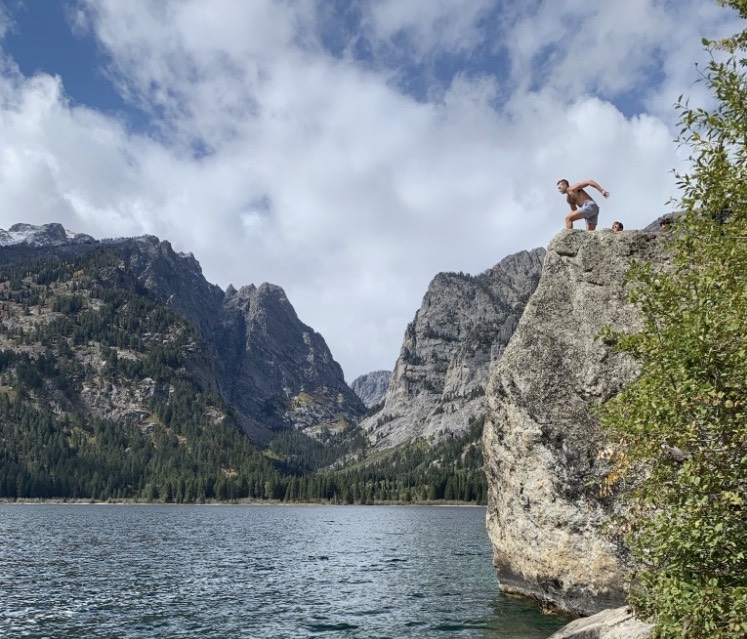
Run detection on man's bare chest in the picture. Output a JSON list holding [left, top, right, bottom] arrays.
[[567, 190, 590, 206]]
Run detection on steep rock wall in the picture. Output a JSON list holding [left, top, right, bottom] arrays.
[[483, 229, 672, 615], [97, 235, 365, 442], [217, 283, 364, 441], [362, 249, 545, 449], [350, 370, 392, 408], [0, 227, 364, 444]]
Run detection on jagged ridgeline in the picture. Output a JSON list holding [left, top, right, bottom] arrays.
[[0, 243, 279, 501], [0, 225, 492, 503], [0, 249, 264, 501], [0, 227, 365, 501], [361, 248, 546, 450]]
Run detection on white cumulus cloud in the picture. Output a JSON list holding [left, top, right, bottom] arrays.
[[0, 0, 742, 380]]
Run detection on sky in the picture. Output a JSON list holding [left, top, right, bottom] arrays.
[[0, 1, 742, 382]]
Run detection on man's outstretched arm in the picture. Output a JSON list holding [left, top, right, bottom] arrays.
[[569, 179, 609, 198]]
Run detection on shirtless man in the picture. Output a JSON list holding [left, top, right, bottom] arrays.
[[556, 179, 610, 230]]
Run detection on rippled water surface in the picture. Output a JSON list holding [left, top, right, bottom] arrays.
[[0, 505, 568, 638]]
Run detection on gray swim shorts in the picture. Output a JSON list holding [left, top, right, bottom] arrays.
[[579, 200, 599, 225]]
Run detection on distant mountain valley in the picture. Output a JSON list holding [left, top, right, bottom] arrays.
[[0, 222, 517, 504]]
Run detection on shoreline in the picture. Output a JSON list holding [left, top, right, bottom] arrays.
[[0, 498, 486, 507]]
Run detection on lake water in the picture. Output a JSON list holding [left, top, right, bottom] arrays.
[[0, 504, 569, 638]]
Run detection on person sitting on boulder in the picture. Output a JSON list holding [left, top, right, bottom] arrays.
[[612, 221, 624, 232], [557, 178, 610, 231]]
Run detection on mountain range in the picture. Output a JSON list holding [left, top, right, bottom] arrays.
[[0, 222, 521, 502], [0, 223, 365, 442]]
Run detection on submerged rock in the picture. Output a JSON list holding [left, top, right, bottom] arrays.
[[547, 606, 653, 639]]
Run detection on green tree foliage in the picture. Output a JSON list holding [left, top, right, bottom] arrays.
[[0, 248, 285, 502], [317, 416, 488, 505], [600, 2, 747, 636]]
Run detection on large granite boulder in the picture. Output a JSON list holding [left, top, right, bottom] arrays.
[[483, 229, 672, 615]]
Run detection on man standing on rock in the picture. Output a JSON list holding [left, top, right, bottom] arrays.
[[557, 179, 610, 231]]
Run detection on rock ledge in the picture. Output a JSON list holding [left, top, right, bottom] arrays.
[[547, 607, 653, 639]]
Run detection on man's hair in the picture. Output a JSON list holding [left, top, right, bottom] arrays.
[[557, 179, 569, 187]]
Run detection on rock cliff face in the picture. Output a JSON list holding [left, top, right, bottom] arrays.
[[87, 234, 364, 441], [482, 229, 672, 616], [350, 370, 392, 408], [483, 231, 669, 614], [362, 249, 545, 449], [216, 282, 364, 441], [0, 224, 364, 443]]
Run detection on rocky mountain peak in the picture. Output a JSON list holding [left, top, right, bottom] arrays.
[[214, 276, 364, 440], [0, 222, 95, 247], [350, 370, 392, 408], [0, 221, 364, 444], [361, 247, 546, 449]]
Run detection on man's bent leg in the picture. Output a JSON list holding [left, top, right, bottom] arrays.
[[585, 211, 599, 231], [565, 211, 586, 229]]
